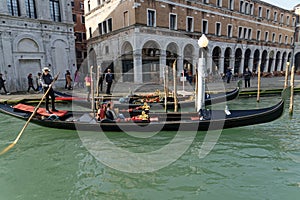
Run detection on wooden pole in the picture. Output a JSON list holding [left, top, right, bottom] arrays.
[[0, 73, 60, 155], [96, 65, 100, 97], [195, 68, 198, 111], [289, 65, 295, 116], [284, 62, 290, 89], [173, 60, 178, 112], [90, 66, 95, 118], [164, 66, 167, 112], [256, 64, 261, 102]]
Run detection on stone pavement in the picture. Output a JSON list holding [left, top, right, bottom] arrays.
[[0, 75, 299, 103]]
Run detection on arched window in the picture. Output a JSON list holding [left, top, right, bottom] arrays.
[[49, 0, 61, 22], [25, 0, 36, 18], [7, 0, 20, 16]]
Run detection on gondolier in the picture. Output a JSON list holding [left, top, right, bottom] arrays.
[[41, 67, 58, 113]]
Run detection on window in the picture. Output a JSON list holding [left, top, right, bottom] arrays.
[[274, 12, 277, 22], [243, 27, 247, 39], [89, 27, 92, 38], [217, 0, 222, 7], [247, 29, 252, 40], [75, 32, 82, 42], [87, 1, 90, 12], [71, 1, 74, 7], [72, 14, 77, 22], [258, 7, 262, 18], [279, 34, 282, 43], [82, 33, 86, 40], [227, 24, 232, 37], [291, 37, 294, 44], [25, 0, 36, 18], [202, 20, 208, 34], [240, 1, 244, 13], [123, 11, 129, 27], [257, 30, 261, 40], [81, 16, 85, 24], [238, 27, 243, 38], [103, 21, 107, 33], [229, 0, 234, 10], [250, 3, 254, 15], [286, 16, 290, 25], [203, 0, 209, 4], [265, 31, 269, 42], [266, 9, 270, 20], [107, 18, 112, 32], [76, 50, 82, 59], [280, 13, 284, 23], [292, 17, 296, 26], [245, 2, 249, 14], [7, 0, 20, 16], [97, 0, 101, 5], [147, 9, 156, 27], [170, 14, 177, 30], [215, 22, 221, 36], [49, 0, 61, 22], [98, 23, 102, 35], [272, 33, 276, 42], [187, 17, 193, 32], [285, 35, 288, 44]]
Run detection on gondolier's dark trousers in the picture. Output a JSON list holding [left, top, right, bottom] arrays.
[[44, 87, 56, 110]]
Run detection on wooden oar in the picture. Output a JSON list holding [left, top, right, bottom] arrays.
[[0, 72, 60, 155]]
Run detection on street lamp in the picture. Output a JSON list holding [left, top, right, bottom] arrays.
[[197, 34, 209, 112]]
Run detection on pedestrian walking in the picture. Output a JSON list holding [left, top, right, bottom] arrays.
[[36, 72, 42, 92], [0, 73, 10, 95], [27, 73, 36, 92]]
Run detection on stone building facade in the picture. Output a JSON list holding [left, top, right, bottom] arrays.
[[0, 0, 76, 92], [85, 0, 298, 83], [72, 0, 87, 72]]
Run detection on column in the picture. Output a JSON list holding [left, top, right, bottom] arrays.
[[229, 55, 235, 71], [133, 49, 142, 83], [219, 56, 224, 76], [160, 50, 166, 83], [277, 58, 282, 72], [206, 54, 212, 75], [270, 57, 275, 72], [239, 56, 245, 74], [177, 55, 183, 76], [249, 56, 254, 72], [264, 56, 269, 73]]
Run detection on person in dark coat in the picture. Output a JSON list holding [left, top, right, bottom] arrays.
[[41, 67, 58, 113], [0, 73, 10, 94], [105, 69, 113, 95], [226, 67, 232, 84], [27, 73, 36, 92], [243, 67, 252, 88]]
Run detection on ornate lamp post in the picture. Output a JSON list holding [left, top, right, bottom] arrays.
[[197, 34, 209, 112]]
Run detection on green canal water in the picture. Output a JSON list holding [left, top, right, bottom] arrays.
[[0, 96, 300, 200]]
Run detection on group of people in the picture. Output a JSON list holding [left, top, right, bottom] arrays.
[[225, 67, 253, 88]]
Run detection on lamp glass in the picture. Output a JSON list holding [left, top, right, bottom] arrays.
[[198, 34, 209, 48]]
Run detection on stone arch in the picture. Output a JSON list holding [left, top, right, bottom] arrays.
[[274, 51, 281, 71], [142, 40, 161, 82], [253, 49, 260, 73], [212, 46, 221, 74], [121, 41, 134, 82], [234, 48, 242, 74], [224, 47, 232, 74], [281, 52, 287, 71], [244, 49, 251, 71], [166, 42, 179, 67], [183, 44, 195, 75], [261, 50, 268, 72], [267, 50, 275, 72], [89, 48, 97, 69], [13, 33, 43, 52]]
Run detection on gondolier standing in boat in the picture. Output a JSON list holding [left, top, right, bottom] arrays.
[[41, 67, 58, 113]]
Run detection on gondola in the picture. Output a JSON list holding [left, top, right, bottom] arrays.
[[53, 87, 240, 110], [0, 98, 284, 132]]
